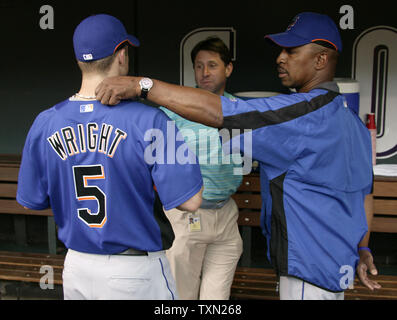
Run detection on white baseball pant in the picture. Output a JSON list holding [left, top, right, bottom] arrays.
[[279, 276, 344, 300], [62, 249, 178, 300]]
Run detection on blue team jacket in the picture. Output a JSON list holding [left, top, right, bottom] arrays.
[[221, 82, 373, 292]]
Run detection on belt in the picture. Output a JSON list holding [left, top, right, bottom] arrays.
[[200, 198, 229, 210], [116, 248, 148, 256]]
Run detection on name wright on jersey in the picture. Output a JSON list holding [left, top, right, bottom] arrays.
[[47, 122, 127, 160]]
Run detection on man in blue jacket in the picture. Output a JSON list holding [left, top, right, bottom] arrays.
[[95, 12, 381, 299]]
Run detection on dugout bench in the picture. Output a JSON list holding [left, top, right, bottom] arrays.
[[0, 155, 65, 299], [0, 155, 57, 254], [372, 176, 397, 233]]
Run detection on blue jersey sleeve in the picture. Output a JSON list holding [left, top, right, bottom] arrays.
[[17, 115, 50, 210], [147, 111, 203, 210]]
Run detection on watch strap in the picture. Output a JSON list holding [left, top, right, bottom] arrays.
[[140, 88, 149, 99]]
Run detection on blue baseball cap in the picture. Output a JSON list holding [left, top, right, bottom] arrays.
[[73, 14, 140, 62], [265, 12, 342, 52]]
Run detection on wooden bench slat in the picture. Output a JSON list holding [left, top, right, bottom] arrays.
[[0, 251, 63, 260], [0, 199, 53, 216], [234, 273, 277, 281], [234, 277, 277, 285], [232, 285, 277, 296], [231, 288, 279, 300], [347, 286, 397, 296], [235, 269, 276, 277], [0, 252, 64, 266], [0, 167, 20, 182], [345, 292, 397, 300], [374, 199, 397, 215], [0, 267, 63, 285], [235, 267, 275, 274], [233, 281, 278, 291], [0, 257, 64, 268], [359, 275, 397, 283], [374, 181, 397, 197], [0, 155, 21, 165], [0, 251, 65, 286], [0, 183, 17, 198], [0, 263, 63, 273], [372, 178, 397, 233], [0, 251, 64, 270], [372, 217, 397, 233]]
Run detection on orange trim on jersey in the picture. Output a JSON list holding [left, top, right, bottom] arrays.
[[78, 197, 97, 201], [311, 38, 338, 51], [89, 217, 108, 229], [84, 173, 105, 187]]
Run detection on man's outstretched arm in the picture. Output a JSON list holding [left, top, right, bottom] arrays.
[[95, 76, 224, 128]]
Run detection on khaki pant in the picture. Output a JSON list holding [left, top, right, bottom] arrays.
[[165, 198, 243, 300]]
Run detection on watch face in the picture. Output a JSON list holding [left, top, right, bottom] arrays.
[[141, 78, 153, 90]]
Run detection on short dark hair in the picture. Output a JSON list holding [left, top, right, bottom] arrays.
[[78, 42, 129, 74], [191, 37, 232, 66]]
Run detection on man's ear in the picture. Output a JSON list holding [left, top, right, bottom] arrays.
[[117, 47, 128, 65], [225, 62, 233, 78], [315, 51, 329, 70]]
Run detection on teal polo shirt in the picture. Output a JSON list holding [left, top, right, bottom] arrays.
[[160, 92, 242, 201]]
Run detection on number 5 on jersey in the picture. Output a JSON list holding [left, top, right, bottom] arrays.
[[73, 165, 107, 228]]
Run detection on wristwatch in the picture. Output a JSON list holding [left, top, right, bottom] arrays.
[[139, 78, 153, 99]]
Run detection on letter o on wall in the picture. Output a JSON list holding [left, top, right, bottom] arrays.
[[353, 26, 397, 160]]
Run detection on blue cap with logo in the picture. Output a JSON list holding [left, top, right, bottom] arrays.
[[73, 14, 140, 62], [265, 12, 342, 52]]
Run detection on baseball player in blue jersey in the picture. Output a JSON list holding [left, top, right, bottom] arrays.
[[17, 14, 203, 300], [96, 12, 382, 299]]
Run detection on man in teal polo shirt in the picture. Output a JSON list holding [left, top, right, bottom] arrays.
[[161, 37, 243, 300]]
